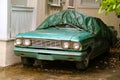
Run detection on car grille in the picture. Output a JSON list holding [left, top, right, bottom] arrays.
[[31, 39, 62, 49]]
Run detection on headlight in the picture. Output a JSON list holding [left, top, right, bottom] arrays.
[[23, 39, 31, 46], [73, 42, 82, 50], [15, 39, 22, 45], [62, 41, 70, 49]]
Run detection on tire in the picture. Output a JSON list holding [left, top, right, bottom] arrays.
[[36, 60, 48, 68], [104, 47, 110, 56], [76, 55, 89, 71], [21, 57, 35, 67], [40, 60, 49, 68], [106, 48, 110, 54]]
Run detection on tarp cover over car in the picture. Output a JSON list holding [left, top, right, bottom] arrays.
[[37, 9, 117, 45]]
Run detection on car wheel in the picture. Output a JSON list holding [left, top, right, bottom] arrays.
[[40, 60, 50, 68], [104, 47, 110, 56], [76, 55, 89, 71], [21, 57, 35, 67], [36, 60, 48, 68]]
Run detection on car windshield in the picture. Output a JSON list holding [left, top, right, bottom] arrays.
[[44, 24, 83, 31]]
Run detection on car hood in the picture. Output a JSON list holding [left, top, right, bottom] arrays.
[[17, 28, 93, 41]]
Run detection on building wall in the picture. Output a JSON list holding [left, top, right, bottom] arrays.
[[11, 0, 27, 6], [0, 0, 8, 40], [6, 40, 20, 66], [36, 0, 47, 26], [0, 41, 6, 66], [28, 0, 35, 7], [36, 0, 64, 27], [0, 0, 21, 67], [1, 0, 36, 67], [0, 40, 20, 67]]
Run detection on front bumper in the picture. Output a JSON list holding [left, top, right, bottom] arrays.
[[14, 47, 87, 61]]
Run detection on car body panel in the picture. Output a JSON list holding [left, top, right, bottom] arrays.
[[14, 47, 87, 61], [17, 28, 94, 42]]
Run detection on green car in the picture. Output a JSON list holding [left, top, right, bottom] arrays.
[[14, 10, 117, 70]]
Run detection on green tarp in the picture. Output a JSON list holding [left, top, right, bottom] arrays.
[[37, 9, 117, 45]]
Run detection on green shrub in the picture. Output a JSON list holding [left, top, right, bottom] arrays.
[[98, 0, 120, 17]]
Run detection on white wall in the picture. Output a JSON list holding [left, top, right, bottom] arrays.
[[0, 0, 9, 40], [6, 40, 20, 66], [27, 0, 35, 7], [0, 41, 6, 66], [0, 0, 20, 67], [11, 0, 27, 6], [11, 0, 35, 7]]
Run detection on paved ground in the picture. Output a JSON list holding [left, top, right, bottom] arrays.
[[0, 49, 120, 80]]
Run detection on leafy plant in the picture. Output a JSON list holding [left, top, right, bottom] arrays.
[[97, 0, 120, 17]]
